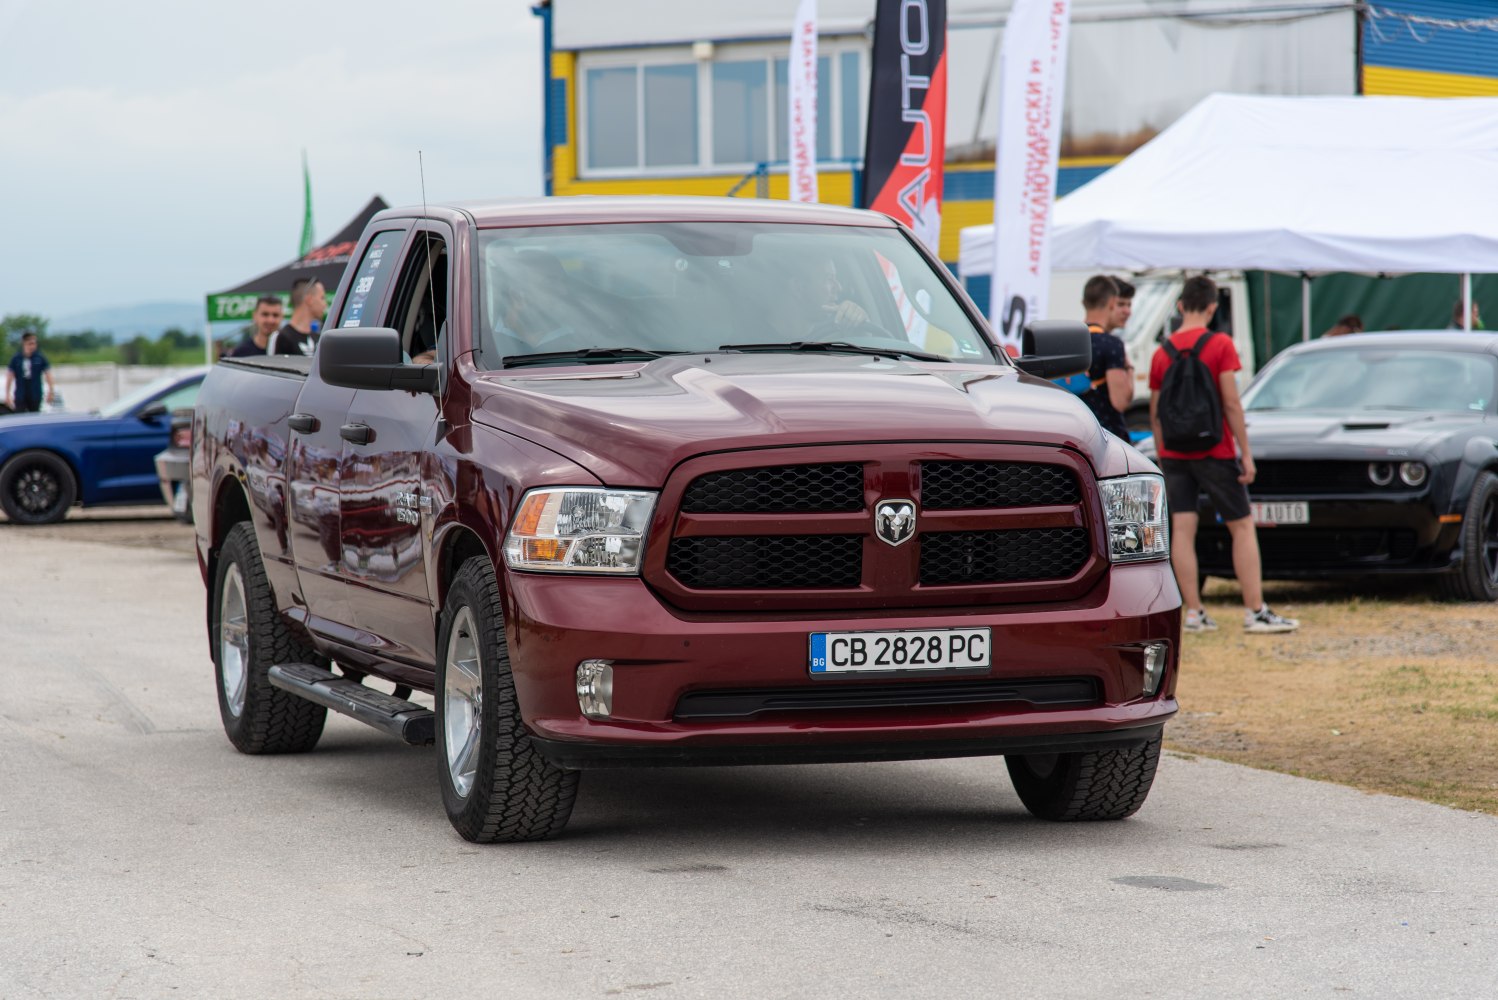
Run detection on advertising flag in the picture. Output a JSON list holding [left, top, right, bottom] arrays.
[[990, 0, 1072, 354], [299, 149, 315, 257], [861, 0, 947, 252], [788, 0, 819, 203]]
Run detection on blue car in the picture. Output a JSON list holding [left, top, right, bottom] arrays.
[[0, 367, 207, 524]]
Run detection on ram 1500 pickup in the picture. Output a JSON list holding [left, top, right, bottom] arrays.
[[192, 197, 1180, 843]]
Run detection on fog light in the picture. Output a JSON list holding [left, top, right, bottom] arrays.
[[1142, 643, 1169, 697], [576, 660, 614, 719], [1398, 461, 1428, 487]]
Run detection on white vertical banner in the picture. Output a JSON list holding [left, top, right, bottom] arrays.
[[990, 0, 1072, 354], [788, 0, 819, 203]]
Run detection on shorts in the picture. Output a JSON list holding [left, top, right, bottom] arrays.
[[1161, 458, 1252, 523]]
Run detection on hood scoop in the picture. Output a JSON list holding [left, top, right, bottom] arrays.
[[1341, 422, 1390, 431]]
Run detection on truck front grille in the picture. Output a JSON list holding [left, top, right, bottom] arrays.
[[656, 447, 1101, 609], [920, 528, 1091, 586], [667, 535, 863, 589], [680, 463, 864, 513], [920, 461, 1079, 509]]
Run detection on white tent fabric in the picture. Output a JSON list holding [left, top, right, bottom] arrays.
[[959, 93, 1498, 277]]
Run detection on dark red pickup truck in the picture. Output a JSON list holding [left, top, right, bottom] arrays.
[[192, 197, 1180, 842]]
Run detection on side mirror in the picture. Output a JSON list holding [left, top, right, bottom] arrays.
[[137, 402, 169, 422], [318, 327, 438, 393], [1014, 320, 1092, 380]]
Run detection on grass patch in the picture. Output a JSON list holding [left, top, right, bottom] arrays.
[[1166, 578, 1498, 815]]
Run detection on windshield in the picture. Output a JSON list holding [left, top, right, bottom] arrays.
[[475, 223, 997, 368], [97, 373, 198, 418], [1245, 347, 1496, 413]]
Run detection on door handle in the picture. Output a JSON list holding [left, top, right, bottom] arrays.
[[339, 423, 374, 445], [287, 413, 319, 434]]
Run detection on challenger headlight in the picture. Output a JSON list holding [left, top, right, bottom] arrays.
[[504, 488, 657, 574], [1101, 474, 1170, 563], [1398, 462, 1428, 487]]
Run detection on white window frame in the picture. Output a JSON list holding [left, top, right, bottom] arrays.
[[577, 38, 867, 180]]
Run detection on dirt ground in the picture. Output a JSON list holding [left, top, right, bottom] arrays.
[[5, 507, 1494, 814]]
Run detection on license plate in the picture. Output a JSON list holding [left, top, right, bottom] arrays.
[[1252, 501, 1308, 526], [809, 627, 992, 675]]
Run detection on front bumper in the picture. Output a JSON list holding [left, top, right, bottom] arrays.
[[505, 561, 1180, 767], [1195, 494, 1459, 577], [154, 447, 188, 506]]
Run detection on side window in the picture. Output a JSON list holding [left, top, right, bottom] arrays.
[[384, 232, 450, 362], [336, 229, 408, 329], [155, 382, 201, 412]]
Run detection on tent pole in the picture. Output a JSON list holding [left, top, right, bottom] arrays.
[[1463, 272, 1473, 331], [203, 313, 214, 366], [1301, 273, 1312, 342]]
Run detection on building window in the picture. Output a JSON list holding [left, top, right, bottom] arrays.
[[585, 66, 637, 169], [644, 65, 699, 166], [579, 44, 863, 176], [712, 60, 769, 165]]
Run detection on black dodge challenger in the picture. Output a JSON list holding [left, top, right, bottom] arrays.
[[1172, 332, 1498, 601]]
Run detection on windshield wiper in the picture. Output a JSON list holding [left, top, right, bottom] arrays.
[[718, 340, 951, 363], [501, 347, 682, 369]]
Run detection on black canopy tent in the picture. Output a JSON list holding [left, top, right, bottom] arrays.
[[204, 196, 389, 331]]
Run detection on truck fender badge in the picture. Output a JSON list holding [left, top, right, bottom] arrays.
[[874, 499, 916, 547]]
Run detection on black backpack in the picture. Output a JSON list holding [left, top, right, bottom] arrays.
[[1157, 331, 1223, 452]]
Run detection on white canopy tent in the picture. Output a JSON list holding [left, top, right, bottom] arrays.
[[960, 93, 1498, 334]]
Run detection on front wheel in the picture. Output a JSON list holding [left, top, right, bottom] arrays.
[[1440, 471, 1498, 602], [1006, 734, 1162, 821], [0, 450, 77, 524], [435, 557, 580, 843], [211, 522, 327, 753]]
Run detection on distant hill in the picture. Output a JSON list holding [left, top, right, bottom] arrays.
[[51, 302, 206, 340]]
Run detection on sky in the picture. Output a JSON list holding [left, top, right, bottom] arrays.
[[0, 0, 543, 321]]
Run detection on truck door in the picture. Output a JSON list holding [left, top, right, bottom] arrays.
[[338, 224, 447, 667], [287, 227, 409, 632]]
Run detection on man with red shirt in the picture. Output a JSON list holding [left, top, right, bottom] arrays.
[[1149, 275, 1298, 634]]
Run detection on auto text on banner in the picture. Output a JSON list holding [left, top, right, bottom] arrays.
[[861, 0, 947, 252], [990, 0, 1072, 355], [789, 0, 819, 203]]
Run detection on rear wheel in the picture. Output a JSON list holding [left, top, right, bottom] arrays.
[[0, 450, 77, 524], [1441, 471, 1498, 602], [211, 522, 327, 753], [436, 557, 579, 843], [1006, 734, 1162, 821]]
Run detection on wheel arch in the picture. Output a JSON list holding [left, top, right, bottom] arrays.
[[435, 521, 495, 612], [205, 473, 253, 634]]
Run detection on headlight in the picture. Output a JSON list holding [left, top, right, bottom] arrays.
[[1101, 474, 1169, 563], [1368, 462, 1394, 486], [1398, 461, 1428, 487], [504, 488, 657, 574]]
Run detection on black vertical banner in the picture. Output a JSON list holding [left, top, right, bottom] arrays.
[[862, 0, 947, 252]]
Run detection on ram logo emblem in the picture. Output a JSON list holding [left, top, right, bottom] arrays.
[[874, 499, 916, 547]]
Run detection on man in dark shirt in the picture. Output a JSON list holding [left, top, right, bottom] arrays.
[[228, 295, 286, 358], [267, 278, 327, 356], [1077, 275, 1132, 440], [5, 331, 55, 412]]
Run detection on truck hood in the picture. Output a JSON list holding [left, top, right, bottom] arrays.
[[470, 354, 1132, 485], [1245, 409, 1485, 458]]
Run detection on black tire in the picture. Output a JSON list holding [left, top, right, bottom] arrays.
[[435, 557, 579, 843], [211, 522, 327, 753], [0, 450, 77, 524], [1006, 733, 1162, 821], [1440, 471, 1498, 602]]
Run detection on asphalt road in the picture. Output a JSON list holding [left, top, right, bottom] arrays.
[[2, 514, 1496, 999]]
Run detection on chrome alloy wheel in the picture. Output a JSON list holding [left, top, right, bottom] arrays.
[[444, 607, 483, 799], [219, 564, 250, 717]]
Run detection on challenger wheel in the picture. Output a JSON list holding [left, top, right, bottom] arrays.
[[0, 450, 77, 524], [1006, 733, 1162, 821], [211, 522, 327, 753], [435, 557, 579, 843], [1441, 471, 1498, 602]]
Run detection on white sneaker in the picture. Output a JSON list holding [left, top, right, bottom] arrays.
[[1244, 605, 1299, 634], [1184, 609, 1218, 633]]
